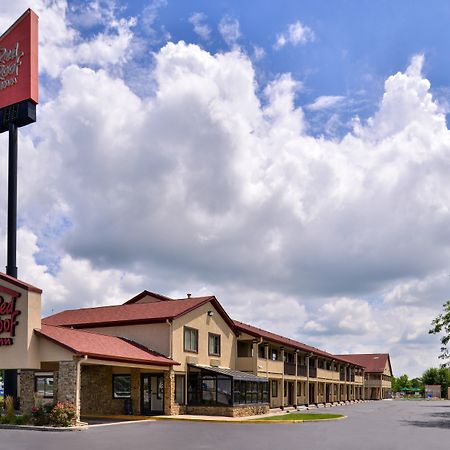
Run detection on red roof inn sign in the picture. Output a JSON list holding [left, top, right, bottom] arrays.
[[0, 9, 38, 131], [0, 285, 21, 346]]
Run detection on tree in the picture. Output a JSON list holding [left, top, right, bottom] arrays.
[[392, 374, 411, 392], [410, 378, 423, 390], [429, 300, 450, 366], [422, 367, 450, 398]]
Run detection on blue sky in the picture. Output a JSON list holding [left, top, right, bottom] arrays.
[[99, 0, 450, 133], [1, 0, 450, 376]]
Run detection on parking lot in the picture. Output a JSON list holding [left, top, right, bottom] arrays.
[[0, 400, 449, 450]]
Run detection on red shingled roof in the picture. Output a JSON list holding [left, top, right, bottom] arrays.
[[234, 320, 364, 367], [334, 353, 392, 373], [43, 295, 237, 332], [35, 325, 178, 366]]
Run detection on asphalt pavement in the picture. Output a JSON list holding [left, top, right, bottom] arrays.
[[0, 400, 449, 450]]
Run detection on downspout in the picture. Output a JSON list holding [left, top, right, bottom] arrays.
[[166, 319, 173, 358]]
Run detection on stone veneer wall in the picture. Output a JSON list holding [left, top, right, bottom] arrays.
[[19, 370, 35, 415], [186, 404, 269, 417], [164, 370, 185, 415], [58, 361, 80, 420], [80, 365, 138, 416]]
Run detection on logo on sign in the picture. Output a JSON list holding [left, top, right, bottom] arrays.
[[0, 292, 21, 346], [0, 42, 24, 92]]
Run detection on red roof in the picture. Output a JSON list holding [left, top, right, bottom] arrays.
[[234, 320, 364, 367], [43, 295, 237, 332], [123, 290, 174, 304], [0, 272, 42, 293], [35, 325, 178, 366], [334, 353, 392, 373]]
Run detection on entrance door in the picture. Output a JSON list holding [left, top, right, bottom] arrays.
[[288, 382, 294, 405], [309, 383, 315, 404], [141, 374, 164, 415]]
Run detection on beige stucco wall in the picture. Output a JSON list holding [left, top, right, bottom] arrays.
[[0, 280, 41, 369], [86, 322, 171, 356], [37, 335, 75, 362], [172, 301, 236, 372]]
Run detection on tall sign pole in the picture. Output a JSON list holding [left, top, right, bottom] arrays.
[[7, 122, 18, 278], [0, 9, 39, 406]]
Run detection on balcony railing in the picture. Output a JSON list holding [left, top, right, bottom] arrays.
[[308, 367, 317, 378], [284, 362, 296, 376], [297, 365, 307, 377], [340, 372, 346, 381]]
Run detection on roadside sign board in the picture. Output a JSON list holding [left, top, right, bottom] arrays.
[[0, 9, 38, 110]]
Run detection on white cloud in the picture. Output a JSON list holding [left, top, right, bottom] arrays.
[[306, 95, 345, 111], [0, 3, 449, 376], [252, 45, 265, 61], [218, 15, 241, 48], [275, 20, 314, 49], [188, 12, 211, 41]]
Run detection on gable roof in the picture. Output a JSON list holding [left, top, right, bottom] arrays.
[[43, 295, 238, 333], [123, 290, 174, 304], [234, 320, 364, 367], [334, 353, 392, 374], [0, 272, 42, 293], [35, 324, 178, 366]]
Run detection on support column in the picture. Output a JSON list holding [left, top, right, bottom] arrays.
[[264, 343, 269, 377], [131, 368, 140, 414], [280, 347, 285, 408], [314, 358, 319, 404], [164, 369, 178, 415], [294, 350, 298, 407], [252, 339, 260, 375], [19, 370, 34, 415], [306, 354, 310, 406], [362, 370, 366, 400], [58, 360, 81, 423]]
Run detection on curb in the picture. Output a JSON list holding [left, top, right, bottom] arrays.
[[0, 424, 87, 432], [151, 415, 347, 424]]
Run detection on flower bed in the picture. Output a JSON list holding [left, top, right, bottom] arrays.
[[1, 396, 77, 427]]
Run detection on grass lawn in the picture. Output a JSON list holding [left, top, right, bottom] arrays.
[[256, 413, 344, 421]]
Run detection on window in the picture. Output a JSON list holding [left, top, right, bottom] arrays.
[[297, 381, 302, 396], [35, 375, 54, 399], [175, 375, 185, 404], [184, 327, 198, 353], [113, 375, 131, 398], [258, 345, 266, 358], [270, 348, 278, 361], [271, 380, 278, 398], [208, 333, 221, 356]]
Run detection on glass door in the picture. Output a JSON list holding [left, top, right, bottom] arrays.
[[141, 374, 164, 415]]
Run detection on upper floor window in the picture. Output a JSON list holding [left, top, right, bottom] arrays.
[[258, 345, 266, 358], [270, 348, 278, 361], [184, 327, 199, 353], [208, 333, 221, 356]]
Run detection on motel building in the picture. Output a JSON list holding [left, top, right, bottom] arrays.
[[0, 272, 375, 422], [335, 353, 393, 400]]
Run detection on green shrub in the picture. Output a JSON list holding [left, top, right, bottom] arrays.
[[49, 402, 77, 427], [14, 415, 29, 425]]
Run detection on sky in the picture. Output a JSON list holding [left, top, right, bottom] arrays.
[[1, 0, 450, 377]]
